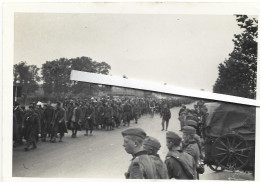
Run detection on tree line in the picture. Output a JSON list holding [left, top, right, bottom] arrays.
[[213, 15, 258, 99], [13, 57, 111, 102]]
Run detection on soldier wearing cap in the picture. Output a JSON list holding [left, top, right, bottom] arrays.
[[23, 105, 41, 151], [84, 101, 95, 136], [68, 102, 81, 138], [143, 136, 168, 179], [161, 103, 171, 131], [122, 128, 156, 179], [50, 102, 68, 143], [42, 101, 54, 141], [13, 102, 24, 147], [165, 131, 196, 179], [182, 126, 200, 179], [185, 120, 204, 160]]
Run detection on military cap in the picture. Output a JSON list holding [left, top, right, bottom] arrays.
[[185, 120, 198, 127], [143, 136, 161, 150], [121, 128, 146, 139], [182, 126, 196, 135], [166, 131, 181, 141]]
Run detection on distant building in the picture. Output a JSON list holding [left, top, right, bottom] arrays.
[[110, 86, 144, 97]]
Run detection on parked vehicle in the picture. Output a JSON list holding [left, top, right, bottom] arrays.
[[202, 102, 255, 175]]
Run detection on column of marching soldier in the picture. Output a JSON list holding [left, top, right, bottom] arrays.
[[13, 96, 207, 179], [122, 101, 208, 180], [13, 96, 183, 148]]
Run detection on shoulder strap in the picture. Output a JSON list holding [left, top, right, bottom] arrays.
[[167, 151, 195, 179]]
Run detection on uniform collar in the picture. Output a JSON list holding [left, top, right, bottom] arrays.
[[132, 150, 148, 160]]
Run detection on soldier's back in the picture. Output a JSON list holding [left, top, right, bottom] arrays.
[[126, 152, 156, 179], [149, 154, 168, 179]]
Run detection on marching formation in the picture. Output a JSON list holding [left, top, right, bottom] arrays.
[[122, 101, 208, 180], [13, 96, 191, 150], [13, 96, 208, 179]]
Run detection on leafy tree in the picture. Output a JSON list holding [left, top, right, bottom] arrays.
[[41, 56, 111, 96], [41, 58, 71, 95], [13, 61, 40, 94], [213, 15, 258, 99], [70, 57, 111, 94]]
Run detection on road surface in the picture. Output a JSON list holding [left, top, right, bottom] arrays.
[[13, 105, 254, 180]]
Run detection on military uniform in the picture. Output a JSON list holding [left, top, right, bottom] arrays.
[[182, 126, 201, 179], [13, 105, 24, 145], [23, 110, 41, 151], [143, 136, 168, 179], [68, 105, 81, 137], [125, 151, 155, 179], [132, 103, 140, 124], [161, 107, 171, 131], [84, 104, 95, 135], [50, 106, 67, 142], [42, 105, 54, 140], [165, 131, 197, 179], [123, 102, 132, 126], [165, 150, 196, 179], [103, 104, 114, 130], [122, 128, 156, 179]]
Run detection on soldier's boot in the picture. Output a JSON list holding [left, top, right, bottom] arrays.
[[89, 130, 92, 136], [166, 121, 169, 131], [161, 123, 164, 131]]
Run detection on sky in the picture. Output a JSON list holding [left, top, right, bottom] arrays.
[[14, 13, 248, 92]]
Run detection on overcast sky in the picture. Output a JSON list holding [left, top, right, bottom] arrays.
[[14, 13, 248, 92]]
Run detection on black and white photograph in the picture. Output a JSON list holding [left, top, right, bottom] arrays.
[[12, 84, 256, 180], [2, 2, 260, 182]]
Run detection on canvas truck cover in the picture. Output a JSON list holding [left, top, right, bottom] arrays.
[[204, 102, 255, 140]]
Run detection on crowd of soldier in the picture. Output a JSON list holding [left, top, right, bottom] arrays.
[[13, 97, 207, 179], [13, 96, 184, 151], [122, 101, 208, 180]]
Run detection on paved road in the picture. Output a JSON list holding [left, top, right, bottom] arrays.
[[13, 105, 254, 180]]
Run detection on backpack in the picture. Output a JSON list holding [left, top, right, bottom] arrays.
[[166, 150, 196, 179]]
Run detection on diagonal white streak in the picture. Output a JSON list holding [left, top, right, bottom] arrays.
[[70, 70, 259, 107]]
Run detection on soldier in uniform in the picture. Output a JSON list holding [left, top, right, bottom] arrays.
[[132, 102, 140, 124], [103, 102, 114, 130], [23, 105, 41, 151], [161, 103, 171, 131], [79, 101, 87, 129], [185, 120, 204, 160], [50, 102, 67, 143], [165, 131, 196, 179], [143, 136, 168, 179], [84, 101, 95, 136], [41, 101, 54, 141], [123, 100, 132, 126], [122, 128, 156, 179], [178, 104, 187, 130], [13, 102, 24, 147], [68, 102, 81, 138], [182, 126, 201, 179]]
